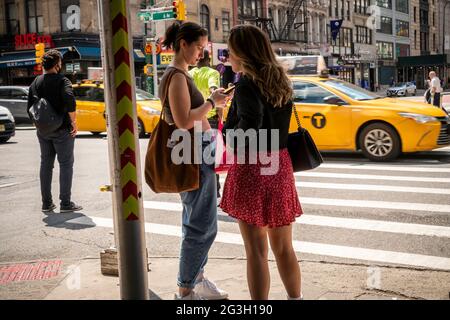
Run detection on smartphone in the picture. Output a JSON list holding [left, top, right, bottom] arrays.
[[222, 85, 236, 95]]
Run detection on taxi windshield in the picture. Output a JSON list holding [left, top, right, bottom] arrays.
[[322, 80, 381, 101], [136, 88, 156, 101]]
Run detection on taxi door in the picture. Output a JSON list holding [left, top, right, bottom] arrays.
[[290, 80, 352, 148], [73, 86, 106, 132]]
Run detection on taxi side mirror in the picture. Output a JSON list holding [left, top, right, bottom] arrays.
[[324, 96, 346, 106]]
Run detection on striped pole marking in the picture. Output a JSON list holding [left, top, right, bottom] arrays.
[[111, 1, 139, 221]]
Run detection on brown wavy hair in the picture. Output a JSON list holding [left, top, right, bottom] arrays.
[[228, 25, 293, 108]]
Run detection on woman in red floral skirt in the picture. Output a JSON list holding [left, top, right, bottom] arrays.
[[220, 25, 303, 300]]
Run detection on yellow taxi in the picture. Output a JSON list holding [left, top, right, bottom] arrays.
[[72, 81, 161, 137], [280, 56, 450, 161]]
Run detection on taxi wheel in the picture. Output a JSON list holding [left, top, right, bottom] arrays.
[[138, 119, 146, 138], [359, 123, 401, 162]]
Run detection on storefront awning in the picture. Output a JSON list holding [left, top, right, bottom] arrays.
[[0, 46, 145, 68], [0, 47, 71, 69], [397, 54, 449, 67]]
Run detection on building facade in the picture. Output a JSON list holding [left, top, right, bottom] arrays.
[[375, 0, 411, 87], [0, 0, 150, 85], [397, 0, 449, 88]]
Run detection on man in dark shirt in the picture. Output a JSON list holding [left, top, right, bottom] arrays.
[[28, 49, 82, 213]]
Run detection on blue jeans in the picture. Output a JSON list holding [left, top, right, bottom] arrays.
[[37, 128, 75, 206], [177, 140, 218, 289]]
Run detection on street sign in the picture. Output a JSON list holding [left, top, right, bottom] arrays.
[[145, 43, 152, 54], [152, 10, 174, 21], [160, 53, 174, 65], [137, 9, 175, 22]]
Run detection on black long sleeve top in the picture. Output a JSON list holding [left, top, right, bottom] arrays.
[[27, 74, 76, 130], [223, 75, 293, 153]]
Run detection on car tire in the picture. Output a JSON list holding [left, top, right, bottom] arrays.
[[91, 131, 102, 136], [138, 119, 146, 138], [359, 123, 401, 162], [0, 137, 10, 143]]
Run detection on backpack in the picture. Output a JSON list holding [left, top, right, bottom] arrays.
[[29, 76, 64, 136]]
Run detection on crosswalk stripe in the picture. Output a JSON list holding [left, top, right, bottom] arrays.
[[85, 216, 450, 271], [218, 178, 450, 195], [320, 163, 450, 173], [143, 201, 450, 237], [299, 197, 450, 213], [293, 172, 450, 183]]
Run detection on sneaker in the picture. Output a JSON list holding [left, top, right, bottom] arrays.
[[174, 291, 205, 300], [42, 203, 56, 212], [195, 278, 228, 300], [60, 202, 83, 213]]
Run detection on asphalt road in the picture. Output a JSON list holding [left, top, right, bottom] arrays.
[[1, 129, 450, 299]]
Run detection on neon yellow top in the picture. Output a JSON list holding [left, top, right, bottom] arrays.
[[189, 66, 220, 118]]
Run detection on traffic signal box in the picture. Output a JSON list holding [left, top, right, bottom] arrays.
[[35, 43, 45, 64], [172, 0, 186, 21]]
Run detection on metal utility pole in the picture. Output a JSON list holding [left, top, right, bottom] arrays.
[[97, 0, 149, 300]]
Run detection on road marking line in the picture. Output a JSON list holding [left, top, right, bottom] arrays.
[[293, 172, 450, 183], [143, 201, 450, 237], [319, 163, 450, 173], [0, 183, 18, 189], [86, 216, 450, 271], [218, 178, 450, 195], [299, 197, 450, 213]]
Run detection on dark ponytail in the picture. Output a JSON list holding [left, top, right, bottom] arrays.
[[162, 22, 208, 52]]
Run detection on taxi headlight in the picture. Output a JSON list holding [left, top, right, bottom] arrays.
[[141, 107, 161, 115], [398, 112, 438, 124], [4, 110, 15, 123]]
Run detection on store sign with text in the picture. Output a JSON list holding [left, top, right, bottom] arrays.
[[15, 34, 53, 51], [61, 0, 81, 32]]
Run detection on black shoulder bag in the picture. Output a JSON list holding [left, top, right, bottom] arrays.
[[287, 105, 323, 171], [29, 76, 64, 136]]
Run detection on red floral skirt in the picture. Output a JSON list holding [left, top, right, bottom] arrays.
[[219, 148, 303, 228]]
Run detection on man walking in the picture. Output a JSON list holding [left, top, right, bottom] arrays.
[[189, 50, 222, 198], [429, 71, 443, 108], [28, 49, 82, 213]]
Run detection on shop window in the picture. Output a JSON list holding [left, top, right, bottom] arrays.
[[6, 0, 19, 35], [376, 0, 392, 9], [200, 5, 210, 36], [26, 0, 43, 33], [222, 11, 230, 42], [377, 16, 393, 35], [396, 20, 409, 37], [377, 41, 394, 59], [396, 0, 409, 14]]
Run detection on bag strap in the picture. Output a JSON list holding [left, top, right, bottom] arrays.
[[292, 103, 303, 130], [160, 67, 185, 121]]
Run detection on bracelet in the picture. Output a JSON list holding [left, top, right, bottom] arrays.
[[206, 98, 215, 109]]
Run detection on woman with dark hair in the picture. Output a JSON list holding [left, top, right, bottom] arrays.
[[159, 22, 228, 300], [220, 25, 303, 300]]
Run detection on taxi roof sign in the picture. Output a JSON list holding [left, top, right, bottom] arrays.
[[277, 55, 328, 77]]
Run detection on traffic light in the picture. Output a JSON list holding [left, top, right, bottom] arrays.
[[35, 43, 45, 64], [173, 0, 186, 21]]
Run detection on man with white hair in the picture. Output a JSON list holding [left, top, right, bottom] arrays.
[[429, 71, 443, 108]]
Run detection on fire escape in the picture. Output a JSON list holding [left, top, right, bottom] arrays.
[[238, 0, 308, 44]]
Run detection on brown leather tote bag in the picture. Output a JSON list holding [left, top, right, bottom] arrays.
[[144, 69, 200, 193]]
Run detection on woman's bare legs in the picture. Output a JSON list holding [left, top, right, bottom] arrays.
[[268, 224, 301, 299], [238, 221, 270, 300]]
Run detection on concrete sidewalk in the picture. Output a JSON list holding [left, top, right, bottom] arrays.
[[1, 255, 441, 300]]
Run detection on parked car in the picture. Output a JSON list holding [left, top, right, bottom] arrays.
[[0, 105, 16, 143], [386, 82, 417, 97], [0, 86, 31, 123]]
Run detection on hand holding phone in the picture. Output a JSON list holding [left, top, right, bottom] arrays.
[[222, 85, 236, 95]]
